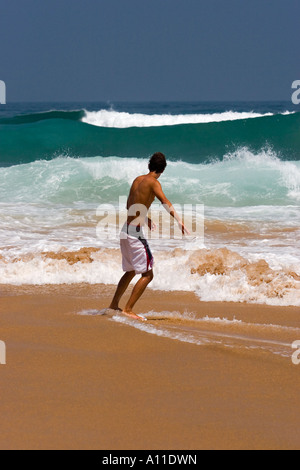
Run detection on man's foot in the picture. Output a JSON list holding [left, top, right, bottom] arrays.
[[109, 305, 122, 312], [122, 310, 147, 322]]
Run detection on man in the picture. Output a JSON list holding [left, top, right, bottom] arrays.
[[109, 152, 189, 321]]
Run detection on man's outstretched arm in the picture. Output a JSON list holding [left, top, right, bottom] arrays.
[[153, 180, 190, 235]]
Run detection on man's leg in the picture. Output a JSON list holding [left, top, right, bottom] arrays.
[[123, 270, 154, 320], [109, 271, 136, 311]]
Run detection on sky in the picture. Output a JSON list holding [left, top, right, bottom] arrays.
[[0, 0, 299, 102]]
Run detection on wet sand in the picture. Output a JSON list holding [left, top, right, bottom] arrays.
[[0, 283, 300, 450]]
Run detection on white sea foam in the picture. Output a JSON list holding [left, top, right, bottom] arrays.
[[1, 247, 300, 307], [81, 109, 276, 128], [1, 151, 300, 306], [142, 311, 300, 334], [111, 314, 207, 346], [78, 309, 109, 316], [1, 150, 300, 207], [111, 312, 295, 358]]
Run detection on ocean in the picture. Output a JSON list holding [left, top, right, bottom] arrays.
[[0, 101, 299, 306]]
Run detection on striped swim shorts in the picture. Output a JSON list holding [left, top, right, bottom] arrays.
[[120, 224, 154, 275]]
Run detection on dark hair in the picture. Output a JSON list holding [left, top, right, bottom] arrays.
[[148, 152, 167, 174]]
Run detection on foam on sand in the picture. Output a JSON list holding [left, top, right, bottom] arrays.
[[111, 310, 296, 359]]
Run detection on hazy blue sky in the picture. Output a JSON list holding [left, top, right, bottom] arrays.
[[0, 0, 299, 102]]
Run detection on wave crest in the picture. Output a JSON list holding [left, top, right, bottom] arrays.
[[1, 150, 299, 206], [1, 110, 300, 165], [81, 109, 276, 128]]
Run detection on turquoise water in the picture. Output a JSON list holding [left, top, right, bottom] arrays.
[[0, 102, 300, 166], [1, 153, 299, 207], [0, 102, 299, 305], [0, 101, 299, 207]]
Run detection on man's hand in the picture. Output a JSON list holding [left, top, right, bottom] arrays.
[[178, 220, 191, 236], [147, 217, 157, 232]]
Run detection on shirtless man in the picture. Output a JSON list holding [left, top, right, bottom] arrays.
[[109, 152, 189, 321]]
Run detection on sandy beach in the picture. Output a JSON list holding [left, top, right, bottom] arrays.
[[1, 283, 300, 450]]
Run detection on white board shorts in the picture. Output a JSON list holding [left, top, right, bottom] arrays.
[[120, 225, 154, 275]]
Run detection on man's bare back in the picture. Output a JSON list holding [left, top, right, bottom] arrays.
[[127, 173, 168, 227]]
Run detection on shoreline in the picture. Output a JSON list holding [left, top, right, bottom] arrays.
[[1, 283, 300, 449], [1, 282, 300, 324]]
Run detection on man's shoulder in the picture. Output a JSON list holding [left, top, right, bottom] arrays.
[[134, 174, 154, 185], [132, 174, 160, 190], [131, 175, 145, 187]]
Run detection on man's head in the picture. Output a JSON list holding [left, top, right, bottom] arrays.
[[148, 152, 167, 176]]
